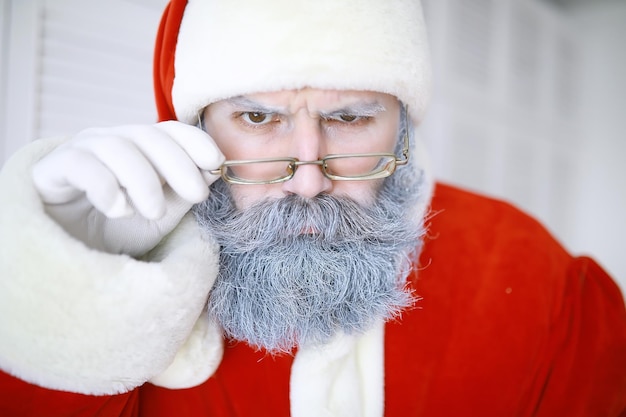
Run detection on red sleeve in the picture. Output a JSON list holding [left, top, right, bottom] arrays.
[[385, 183, 626, 416], [0, 371, 139, 417], [533, 256, 626, 416]]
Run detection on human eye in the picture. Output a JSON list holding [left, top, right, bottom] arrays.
[[322, 104, 384, 126], [327, 113, 366, 123], [324, 111, 374, 134], [339, 114, 360, 122], [239, 111, 277, 125]]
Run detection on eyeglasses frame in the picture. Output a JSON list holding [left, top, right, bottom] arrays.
[[203, 104, 410, 185]]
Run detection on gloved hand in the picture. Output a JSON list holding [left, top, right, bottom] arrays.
[[32, 121, 225, 257]]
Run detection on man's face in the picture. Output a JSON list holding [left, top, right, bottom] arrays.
[[202, 89, 401, 208], [193, 88, 423, 353]]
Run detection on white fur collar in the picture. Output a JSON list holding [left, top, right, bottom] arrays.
[[290, 321, 385, 417]]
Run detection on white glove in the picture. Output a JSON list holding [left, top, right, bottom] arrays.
[[32, 121, 225, 256]]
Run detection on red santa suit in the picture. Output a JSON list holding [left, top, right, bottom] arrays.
[[0, 181, 624, 416], [0, 0, 625, 415]]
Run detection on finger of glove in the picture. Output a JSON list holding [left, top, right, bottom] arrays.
[[103, 123, 215, 204], [97, 185, 195, 256], [69, 136, 166, 220], [157, 185, 197, 231], [32, 147, 133, 218], [154, 121, 225, 185]]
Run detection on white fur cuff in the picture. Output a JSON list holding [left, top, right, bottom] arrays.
[[0, 139, 220, 394]]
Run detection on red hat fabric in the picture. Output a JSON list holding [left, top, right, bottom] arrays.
[[153, 0, 188, 122]]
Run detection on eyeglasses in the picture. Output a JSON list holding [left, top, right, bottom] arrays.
[[204, 106, 410, 185]]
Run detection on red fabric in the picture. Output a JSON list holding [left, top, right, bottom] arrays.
[[0, 373, 138, 417], [385, 183, 626, 416], [1, 183, 625, 416], [139, 343, 293, 416], [153, 0, 188, 122]]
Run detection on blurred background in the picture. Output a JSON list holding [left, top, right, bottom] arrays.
[[1, 0, 624, 292]]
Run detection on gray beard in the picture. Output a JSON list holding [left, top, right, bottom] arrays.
[[193, 160, 425, 353]]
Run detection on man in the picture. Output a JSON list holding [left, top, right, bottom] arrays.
[[0, 0, 624, 416]]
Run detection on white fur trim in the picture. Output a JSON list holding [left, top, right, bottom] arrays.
[[290, 321, 385, 417], [0, 139, 220, 395], [173, 0, 432, 125], [149, 313, 224, 389]]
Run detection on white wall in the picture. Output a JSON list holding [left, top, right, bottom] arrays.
[[1, 1, 39, 163], [0, 0, 168, 163], [0, 0, 7, 164], [421, 0, 583, 239], [568, 1, 626, 289], [420, 0, 625, 292]]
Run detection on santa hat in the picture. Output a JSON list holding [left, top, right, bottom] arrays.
[[154, 0, 432, 125]]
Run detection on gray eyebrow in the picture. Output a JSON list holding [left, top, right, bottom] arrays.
[[223, 96, 285, 114], [319, 102, 387, 119], [224, 96, 386, 117]]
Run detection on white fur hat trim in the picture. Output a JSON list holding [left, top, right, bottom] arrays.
[[172, 0, 432, 124]]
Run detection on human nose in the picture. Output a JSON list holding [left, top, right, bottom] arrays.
[[281, 122, 333, 199]]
